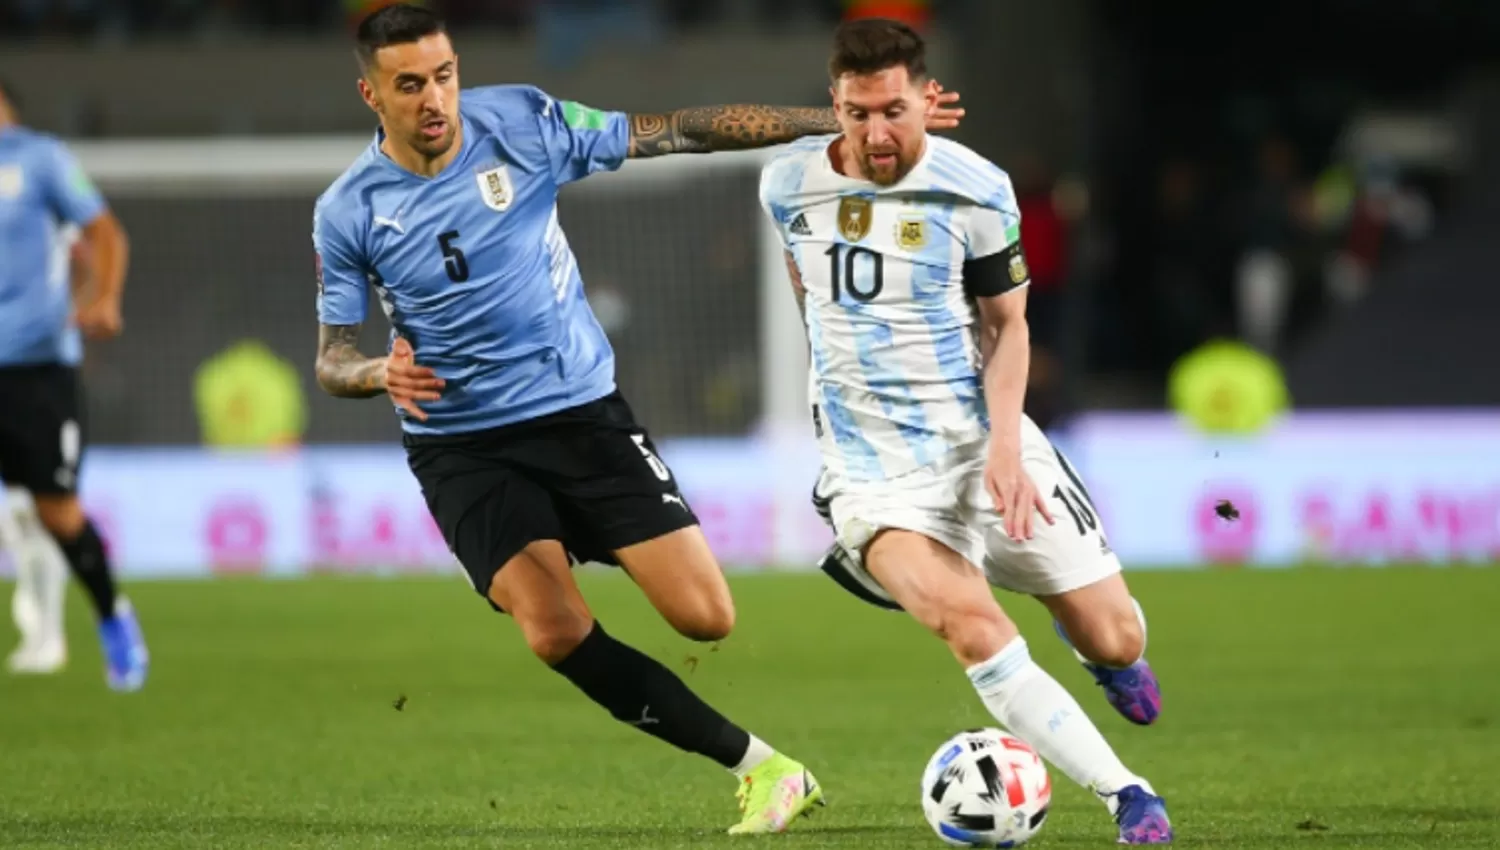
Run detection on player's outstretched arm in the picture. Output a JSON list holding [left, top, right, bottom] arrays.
[[626, 107, 838, 157], [626, 85, 962, 157], [315, 324, 386, 399]]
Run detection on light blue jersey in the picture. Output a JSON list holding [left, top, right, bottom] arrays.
[[314, 85, 630, 435], [759, 135, 1023, 482], [0, 126, 106, 367]]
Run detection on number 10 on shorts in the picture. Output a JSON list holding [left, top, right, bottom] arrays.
[[631, 434, 672, 482]]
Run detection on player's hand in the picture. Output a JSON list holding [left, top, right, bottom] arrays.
[[72, 297, 123, 340], [925, 81, 965, 131], [385, 336, 444, 422], [983, 445, 1055, 542]]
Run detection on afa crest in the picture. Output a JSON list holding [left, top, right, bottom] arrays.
[[837, 195, 873, 242], [1009, 252, 1030, 285], [896, 216, 926, 250], [475, 164, 514, 212]]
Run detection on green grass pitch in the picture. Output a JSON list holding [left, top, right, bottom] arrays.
[[1, 567, 1497, 848]]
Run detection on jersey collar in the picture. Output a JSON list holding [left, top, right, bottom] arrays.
[[369, 111, 475, 182], [819, 133, 933, 189]]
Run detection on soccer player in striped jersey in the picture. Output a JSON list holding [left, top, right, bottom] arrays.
[[759, 19, 1172, 844]]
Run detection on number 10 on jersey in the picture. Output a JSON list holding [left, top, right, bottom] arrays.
[[826, 244, 884, 304]]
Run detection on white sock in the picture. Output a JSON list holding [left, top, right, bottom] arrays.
[[6, 489, 68, 649], [1130, 598, 1147, 656], [28, 531, 69, 646], [14, 488, 68, 647], [967, 636, 1150, 808], [730, 734, 776, 779]]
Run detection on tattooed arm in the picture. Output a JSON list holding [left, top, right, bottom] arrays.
[[315, 324, 386, 398], [626, 106, 839, 158], [316, 327, 445, 420], [625, 86, 965, 158]]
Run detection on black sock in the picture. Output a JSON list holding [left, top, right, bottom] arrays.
[[552, 621, 752, 769], [58, 520, 118, 621]]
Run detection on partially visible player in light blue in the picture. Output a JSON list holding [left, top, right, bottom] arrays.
[[0, 77, 147, 691]]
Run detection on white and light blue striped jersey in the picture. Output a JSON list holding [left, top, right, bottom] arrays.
[[314, 85, 629, 435], [759, 135, 1024, 482]]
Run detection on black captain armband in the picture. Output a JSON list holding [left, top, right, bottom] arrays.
[[963, 241, 1031, 299]]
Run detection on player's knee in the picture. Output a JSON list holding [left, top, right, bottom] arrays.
[[520, 613, 594, 665], [668, 589, 736, 642], [928, 602, 1016, 667], [1073, 612, 1145, 668], [31, 495, 84, 540]]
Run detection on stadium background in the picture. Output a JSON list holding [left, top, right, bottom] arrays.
[[2, 0, 1497, 576], [4, 4, 1500, 850]]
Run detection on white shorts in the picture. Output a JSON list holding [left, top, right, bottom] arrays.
[[813, 415, 1122, 603]]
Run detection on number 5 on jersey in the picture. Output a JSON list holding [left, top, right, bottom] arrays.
[[438, 230, 469, 282]]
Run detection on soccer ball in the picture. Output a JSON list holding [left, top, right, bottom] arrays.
[[920, 728, 1052, 847]]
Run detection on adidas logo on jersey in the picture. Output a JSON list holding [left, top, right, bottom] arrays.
[[788, 213, 812, 236]]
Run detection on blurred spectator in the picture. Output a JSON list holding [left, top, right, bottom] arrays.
[[0, 0, 919, 39], [1012, 153, 1070, 430], [1150, 155, 1228, 365], [1233, 134, 1312, 355], [343, 0, 408, 30], [1015, 154, 1068, 346], [1321, 159, 1435, 308], [9, 0, 99, 36], [535, 0, 663, 70], [841, 0, 929, 30]]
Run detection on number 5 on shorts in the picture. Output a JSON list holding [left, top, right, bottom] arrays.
[[631, 434, 672, 482]]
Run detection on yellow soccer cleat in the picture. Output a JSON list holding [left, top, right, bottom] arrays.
[[727, 753, 826, 835]]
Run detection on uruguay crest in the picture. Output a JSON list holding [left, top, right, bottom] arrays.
[[475, 164, 514, 212]]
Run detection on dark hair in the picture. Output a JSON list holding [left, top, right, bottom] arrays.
[[355, 3, 446, 72], [828, 18, 927, 81]]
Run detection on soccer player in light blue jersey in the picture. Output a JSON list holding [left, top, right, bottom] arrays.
[[0, 77, 148, 691], [310, 5, 963, 833]]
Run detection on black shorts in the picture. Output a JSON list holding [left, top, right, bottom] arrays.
[[404, 390, 699, 603], [0, 364, 85, 496]]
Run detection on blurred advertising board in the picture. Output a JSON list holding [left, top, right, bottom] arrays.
[[37, 411, 1500, 577]]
